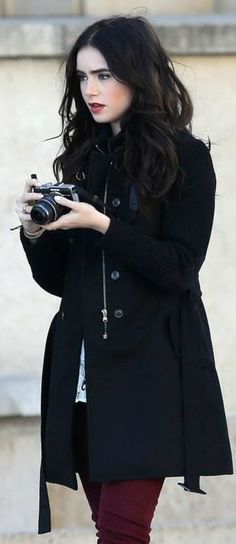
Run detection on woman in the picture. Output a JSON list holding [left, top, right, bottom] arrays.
[[15, 14, 233, 543]]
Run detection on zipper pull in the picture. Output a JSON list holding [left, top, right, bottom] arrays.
[[101, 309, 108, 322], [101, 309, 108, 340]]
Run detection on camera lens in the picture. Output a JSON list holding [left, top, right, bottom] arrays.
[[31, 194, 65, 225]]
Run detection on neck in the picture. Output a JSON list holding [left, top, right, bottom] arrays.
[[111, 121, 121, 136]]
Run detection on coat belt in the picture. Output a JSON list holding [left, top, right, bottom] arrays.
[[177, 286, 207, 496], [38, 461, 51, 534]]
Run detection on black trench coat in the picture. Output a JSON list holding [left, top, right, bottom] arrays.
[[20, 125, 233, 534]]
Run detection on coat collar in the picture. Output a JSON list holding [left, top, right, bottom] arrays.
[[93, 123, 126, 157]]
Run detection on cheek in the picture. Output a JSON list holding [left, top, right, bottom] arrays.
[[109, 84, 132, 108]]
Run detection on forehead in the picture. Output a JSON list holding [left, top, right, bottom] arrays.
[[76, 47, 108, 70]]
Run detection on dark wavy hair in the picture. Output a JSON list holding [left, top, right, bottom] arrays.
[[53, 14, 194, 219]]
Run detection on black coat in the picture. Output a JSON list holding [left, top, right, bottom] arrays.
[[20, 126, 233, 534]]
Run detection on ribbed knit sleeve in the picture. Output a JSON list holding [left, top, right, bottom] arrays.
[[20, 227, 69, 297], [95, 137, 216, 293]]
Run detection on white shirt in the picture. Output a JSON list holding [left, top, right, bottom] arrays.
[[75, 339, 86, 403]]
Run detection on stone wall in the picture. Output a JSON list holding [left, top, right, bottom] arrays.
[[0, 0, 82, 16], [84, 1, 214, 17], [0, 0, 204, 17], [215, 0, 236, 11], [1, 0, 236, 17], [1, 15, 236, 58]]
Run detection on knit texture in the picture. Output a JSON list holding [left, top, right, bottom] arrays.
[[95, 137, 216, 293], [20, 227, 68, 297]]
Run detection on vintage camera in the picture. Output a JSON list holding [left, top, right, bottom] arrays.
[[31, 182, 80, 225]]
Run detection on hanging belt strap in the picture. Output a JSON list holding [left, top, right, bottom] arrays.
[[177, 289, 206, 495], [38, 459, 51, 534]]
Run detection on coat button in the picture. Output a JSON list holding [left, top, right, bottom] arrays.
[[111, 270, 120, 280], [69, 237, 74, 244], [112, 198, 121, 207], [114, 308, 123, 318], [61, 311, 65, 320]]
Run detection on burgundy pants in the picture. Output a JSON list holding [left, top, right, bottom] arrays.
[[73, 401, 165, 544]]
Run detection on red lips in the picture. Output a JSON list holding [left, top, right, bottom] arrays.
[[89, 103, 105, 113]]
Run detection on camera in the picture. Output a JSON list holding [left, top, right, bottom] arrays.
[[31, 182, 79, 225]]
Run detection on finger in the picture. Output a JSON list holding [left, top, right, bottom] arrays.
[[15, 208, 32, 222], [17, 194, 43, 211], [21, 213, 32, 221], [43, 218, 66, 231], [43, 223, 58, 231], [23, 179, 41, 194], [43, 210, 75, 230], [16, 198, 34, 215], [16, 202, 31, 214], [22, 204, 33, 214], [24, 178, 42, 192], [22, 192, 44, 203], [54, 195, 77, 210]]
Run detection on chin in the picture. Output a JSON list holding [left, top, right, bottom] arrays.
[[91, 112, 121, 126]]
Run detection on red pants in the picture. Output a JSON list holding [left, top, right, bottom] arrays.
[[73, 401, 165, 544]]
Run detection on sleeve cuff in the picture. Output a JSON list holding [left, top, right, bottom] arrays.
[[20, 226, 49, 251], [94, 216, 123, 250]]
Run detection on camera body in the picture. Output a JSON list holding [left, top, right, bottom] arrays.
[[31, 182, 79, 225]]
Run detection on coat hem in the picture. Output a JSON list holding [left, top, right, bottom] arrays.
[[84, 469, 233, 483]]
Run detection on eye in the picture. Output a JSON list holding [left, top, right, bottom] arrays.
[[98, 73, 110, 80], [77, 74, 87, 82]]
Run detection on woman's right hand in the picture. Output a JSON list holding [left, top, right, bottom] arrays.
[[15, 178, 44, 233]]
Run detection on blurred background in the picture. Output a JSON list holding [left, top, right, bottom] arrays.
[[0, 1, 236, 542]]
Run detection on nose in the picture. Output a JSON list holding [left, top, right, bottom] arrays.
[[84, 77, 98, 98]]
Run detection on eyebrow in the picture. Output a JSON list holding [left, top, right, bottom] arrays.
[[76, 68, 110, 75]]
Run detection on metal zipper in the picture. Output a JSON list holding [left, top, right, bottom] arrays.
[[101, 239, 108, 340], [101, 157, 113, 340], [95, 143, 106, 155]]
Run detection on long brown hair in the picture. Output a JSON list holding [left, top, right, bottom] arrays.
[[53, 15, 194, 218]]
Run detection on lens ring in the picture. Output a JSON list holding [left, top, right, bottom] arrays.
[[31, 198, 57, 225]]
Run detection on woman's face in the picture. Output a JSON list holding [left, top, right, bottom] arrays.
[[76, 46, 133, 134]]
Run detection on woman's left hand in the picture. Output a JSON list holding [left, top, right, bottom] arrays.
[[43, 195, 110, 234]]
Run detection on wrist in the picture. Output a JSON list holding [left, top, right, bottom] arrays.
[[92, 212, 111, 234], [22, 223, 42, 234], [23, 226, 45, 239]]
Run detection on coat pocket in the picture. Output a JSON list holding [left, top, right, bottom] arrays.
[[115, 187, 138, 224]]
